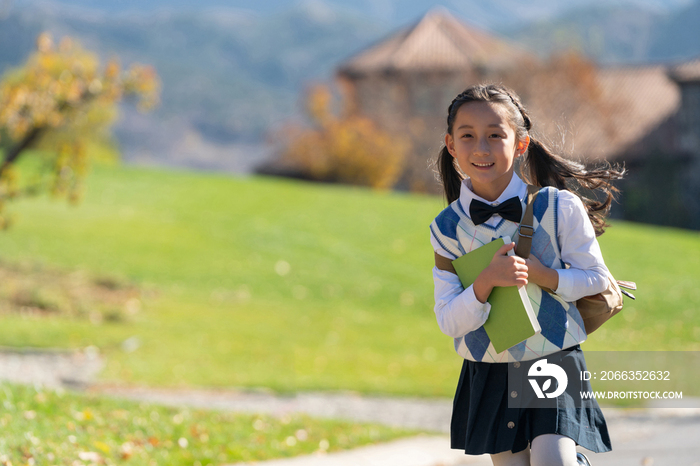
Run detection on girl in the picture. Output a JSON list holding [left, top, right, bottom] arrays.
[[429, 84, 624, 466]]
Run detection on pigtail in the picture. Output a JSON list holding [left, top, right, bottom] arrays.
[[437, 146, 463, 204], [522, 136, 625, 236], [522, 137, 572, 189], [505, 89, 625, 236], [436, 93, 468, 204]]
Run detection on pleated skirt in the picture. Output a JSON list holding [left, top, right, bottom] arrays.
[[450, 345, 612, 455]]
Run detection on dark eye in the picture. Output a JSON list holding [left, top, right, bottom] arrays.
[[490, 133, 503, 138], [461, 133, 473, 138]]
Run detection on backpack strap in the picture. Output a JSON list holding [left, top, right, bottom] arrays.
[[434, 251, 456, 274], [515, 185, 539, 259]]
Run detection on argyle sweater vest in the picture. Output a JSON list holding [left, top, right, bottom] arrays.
[[430, 187, 587, 362]]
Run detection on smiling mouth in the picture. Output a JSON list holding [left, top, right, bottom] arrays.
[[472, 162, 494, 167]]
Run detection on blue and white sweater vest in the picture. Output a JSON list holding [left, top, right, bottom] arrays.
[[430, 187, 587, 362]]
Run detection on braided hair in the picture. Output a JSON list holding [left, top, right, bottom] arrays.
[[436, 84, 625, 236]]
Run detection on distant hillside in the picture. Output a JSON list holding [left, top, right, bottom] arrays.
[[0, 8, 45, 70], [18, 0, 691, 30], [649, 0, 700, 60], [2, 0, 698, 172], [509, 1, 700, 64], [0, 2, 389, 170], [507, 5, 663, 64]]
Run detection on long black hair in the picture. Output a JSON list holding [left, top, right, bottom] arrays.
[[437, 84, 625, 236]]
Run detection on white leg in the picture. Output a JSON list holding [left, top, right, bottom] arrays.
[[491, 447, 531, 466], [530, 434, 578, 466]]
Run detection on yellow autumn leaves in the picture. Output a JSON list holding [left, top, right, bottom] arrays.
[[0, 32, 160, 225], [279, 85, 409, 190]]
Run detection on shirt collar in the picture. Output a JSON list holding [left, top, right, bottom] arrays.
[[458, 173, 527, 214]]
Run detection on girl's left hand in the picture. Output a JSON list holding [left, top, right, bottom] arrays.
[[525, 253, 559, 291]]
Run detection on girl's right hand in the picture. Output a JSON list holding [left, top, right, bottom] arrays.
[[473, 242, 528, 304]]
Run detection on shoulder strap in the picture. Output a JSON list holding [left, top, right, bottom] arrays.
[[515, 185, 539, 259]]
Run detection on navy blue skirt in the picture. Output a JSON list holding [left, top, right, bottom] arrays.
[[451, 345, 612, 455]]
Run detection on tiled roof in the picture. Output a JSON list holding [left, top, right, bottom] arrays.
[[528, 65, 680, 162], [337, 8, 526, 76], [591, 65, 679, 160], [492, 66, 680, 161], [669, 58, 700, 82]]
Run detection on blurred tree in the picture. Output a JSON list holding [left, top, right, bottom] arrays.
[[0, 32, 159, 227], [275, 84, 408, 190]]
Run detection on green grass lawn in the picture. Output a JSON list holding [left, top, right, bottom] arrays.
[[0, 162, 698, 397], [0, 383, 415, 465]]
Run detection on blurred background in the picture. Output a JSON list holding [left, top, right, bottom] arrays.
[[3, 0, 700, 226], [0, 1, 700, 463]]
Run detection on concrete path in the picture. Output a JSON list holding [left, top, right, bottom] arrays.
[[96, 386, 700, 466], [0, 345, 103, 388], [234, 435, 492, 466], [92, 387, 454, 433], [229, 407, 700, 466]]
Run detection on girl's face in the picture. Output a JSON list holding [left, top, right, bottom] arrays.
[[445, 101, 528, 202]]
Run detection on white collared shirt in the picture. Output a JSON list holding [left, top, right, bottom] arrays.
[[430, 173, 609, 339]]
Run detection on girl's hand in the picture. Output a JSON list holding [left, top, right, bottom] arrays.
[[473, 242, 528, 303], [525, 253, 559, 292]]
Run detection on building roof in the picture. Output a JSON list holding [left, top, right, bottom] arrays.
[[337, 8, 526, 77], [573, 65, 680, 161], [669, 57, 700, 83], [483, 64, 680, 163]]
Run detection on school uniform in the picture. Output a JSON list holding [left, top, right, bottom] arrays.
[[430, 173, 612, 455]]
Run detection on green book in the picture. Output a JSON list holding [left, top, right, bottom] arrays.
[[451, 236, 541, 354]]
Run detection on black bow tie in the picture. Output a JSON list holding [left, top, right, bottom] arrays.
[[469, 197, 522, 225]]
